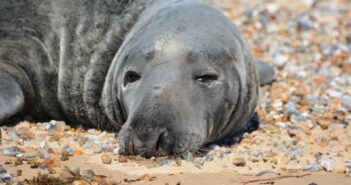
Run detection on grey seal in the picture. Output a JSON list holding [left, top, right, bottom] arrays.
[[0, 0, 274, 157]]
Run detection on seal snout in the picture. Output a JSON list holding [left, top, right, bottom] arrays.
[[118, 121, 173, 158]]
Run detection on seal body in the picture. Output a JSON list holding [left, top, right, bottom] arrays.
[[0, 0, 151, 129], [0, 0, 273, 156]]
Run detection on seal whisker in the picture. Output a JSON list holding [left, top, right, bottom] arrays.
[[110, 119, 123, 128]]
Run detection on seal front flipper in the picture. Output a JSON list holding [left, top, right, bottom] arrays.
[[256, 59, 275, 85], [0, 70, 24, 124]]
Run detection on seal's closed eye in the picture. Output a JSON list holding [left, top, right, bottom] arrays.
[[124, 71, 141, 86], [194, 73, 218, 85]]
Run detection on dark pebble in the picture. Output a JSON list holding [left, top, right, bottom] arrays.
[[83, 170, 95, 182], [0, 166, 6, 174]]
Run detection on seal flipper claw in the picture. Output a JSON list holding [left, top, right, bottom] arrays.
[[256, 59, 275, 85], [0, 70, 25, 124]]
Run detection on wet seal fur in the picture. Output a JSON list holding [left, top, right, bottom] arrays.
[[0, 0, 274, 157]]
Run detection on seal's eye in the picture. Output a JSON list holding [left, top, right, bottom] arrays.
[[124, 71, 141, 86], [195, 74, 218, 85]]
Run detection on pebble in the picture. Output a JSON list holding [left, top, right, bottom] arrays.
[[40, 150, 51, 159], [1, 173, 14, 183], [321, 160, 334, 172], [194, 158, 204, 166], [70, 166, 80, 177], [275, 122, 287, 128], [335, 168, 347, 174], [332, 152, 340, 157], [83, 170, 95, 182], [303, 164, 324, 172], [15, 153, 24, 158], [186, 152, 193, 162], [101, 154, 112, 164], [113, 148, 119, 155], [61, 147, 74, 156], [119, 156, 128, 163], [297, 16, 315, 30], [273, 55, 289, 69], [3, 147, 19, 156], [0, 166, 6, 174], [72, 180, 87, 185], [233, 158, 246, 167], [39, 141, 46, 149], [8, 131, 18, 139], [162, 160, 171, 166], [205, 153, 214, 161]]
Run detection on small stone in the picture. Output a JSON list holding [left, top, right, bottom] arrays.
[[70, 166, 80, 177], [49, 167, 56, 174], [1, 173, 13, 183], [273, 55, 289, 69], [40, 166, 50, 172], [39, 141, 46, 149], [314, 152, 322, 160], [8, 131, 18, 139], [60, 156, 69, 161], [72, 180, 87, 185], [233, 158, 246, 167], [101, 154, 112, 164], [271, 157, 278, 164], [83, 170, 95, 182], [0, 166, 6, 174], [303, 164, 323, 172], [3, 147, 19, 156], [76, 137, 90, 147], [321, 160, 334, 172], [256, 170, 275, 176], [119, 156, 128, 163], [17, 169, 22, 176], [309, 183, 318, 185], [40, 150, 51, 159], [194, 158, 204, 166], [162, 160, 171, 166], [275, 122, 286, 128], [15, 153, 24, 158], [113, 148, 119, 155], [293, 150, 303, 156], [205, 153, 214, 161], [298, 17, 315, 30], [186, 152, 193, 161], [332, 152, 340, 157], [61, 147, 74, 156], [335, 168, 347, 173], [14, 160, 23, 165], [252, 159, 259, 163]]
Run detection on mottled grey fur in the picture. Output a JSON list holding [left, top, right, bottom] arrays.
[[0, 0, 274, 156]]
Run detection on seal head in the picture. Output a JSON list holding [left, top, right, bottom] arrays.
[[103, 0, 259, 157]]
